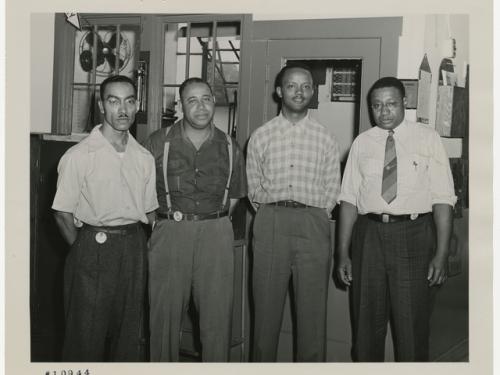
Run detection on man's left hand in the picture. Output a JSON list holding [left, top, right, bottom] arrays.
[[427, 255, 448, 286]]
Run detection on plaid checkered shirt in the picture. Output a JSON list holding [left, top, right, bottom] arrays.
[[247, 112, 341, 212]]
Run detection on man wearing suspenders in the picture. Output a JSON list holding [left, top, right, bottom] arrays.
[[143, 77, 247, 362]]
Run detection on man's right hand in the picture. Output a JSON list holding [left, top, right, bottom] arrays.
[[335, 256, 352, 286], [53, 211, 78, 246]]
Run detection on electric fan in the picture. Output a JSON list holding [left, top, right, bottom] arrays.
[[79, 30, 132, 75]]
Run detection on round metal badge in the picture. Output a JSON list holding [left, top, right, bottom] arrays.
[[173, 211, 183, 222], [95, 232, 107, 244]]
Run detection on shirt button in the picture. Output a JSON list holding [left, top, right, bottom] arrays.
[[290, 164, 294, 168], [195, 201, 200, 206], [289, 184, 292, 188], [195, 168, 199, 173]]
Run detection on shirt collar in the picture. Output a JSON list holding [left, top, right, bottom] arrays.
[[277, 111, 310, 132], [373, 118, 408, 137], [176, 119, 226, 144], [87, 124, 139, 153]]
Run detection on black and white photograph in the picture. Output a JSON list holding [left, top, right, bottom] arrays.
[[5, 0, 494, 374]]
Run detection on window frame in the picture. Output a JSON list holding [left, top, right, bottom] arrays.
[[51, 13, 253, 145], [51, 13, 142, 135]]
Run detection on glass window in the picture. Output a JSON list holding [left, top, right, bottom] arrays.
[[162, 19, 241, 135], [71, 24, 140, 133]]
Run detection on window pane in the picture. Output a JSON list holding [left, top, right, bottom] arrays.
[[72, 24, 139, 133], [162, 18, 241, 135]]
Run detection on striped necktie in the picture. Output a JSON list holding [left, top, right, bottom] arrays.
[[381, 130, 397, 204]]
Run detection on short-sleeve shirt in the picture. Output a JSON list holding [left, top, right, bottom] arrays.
[[143, 121, 247, 214], [338, 119, 457, 215], [52, 124, 159, 226]]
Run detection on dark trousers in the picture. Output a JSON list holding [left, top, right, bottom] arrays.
[[148, 217, 234, 362], [62, 223, 148, 362], [252, 205, 331, 362], [351, 214, 435, 362]]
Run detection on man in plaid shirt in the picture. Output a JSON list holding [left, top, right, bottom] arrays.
[[246, 64, 341, 361]]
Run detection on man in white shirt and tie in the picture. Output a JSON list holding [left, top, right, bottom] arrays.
[[335, 76, 456, 361]]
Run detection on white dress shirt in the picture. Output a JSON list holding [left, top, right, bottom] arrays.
[[339, 119, 456, 215]]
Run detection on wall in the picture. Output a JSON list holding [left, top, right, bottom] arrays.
[[30, 13, 55, 133], [29, 14, 469, 137]]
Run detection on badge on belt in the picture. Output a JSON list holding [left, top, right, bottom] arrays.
[[95, 232, 107, 244], [173, 211, 183, 222]]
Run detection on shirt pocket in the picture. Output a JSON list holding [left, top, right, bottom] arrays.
[[359, 157, 383, 178], [200, 175, 227, 195], [166, 175, 182, 192], [400, 153, 430, 191]]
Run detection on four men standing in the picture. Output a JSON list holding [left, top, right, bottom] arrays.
[[53, 72, 455, 362]]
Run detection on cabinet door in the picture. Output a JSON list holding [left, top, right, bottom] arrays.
[[31, 136, 77, 361]]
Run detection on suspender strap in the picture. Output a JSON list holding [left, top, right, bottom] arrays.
[[221, 133, 233, 209], [162, 126, 173, 211]]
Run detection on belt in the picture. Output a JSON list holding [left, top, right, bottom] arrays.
[[157, 210, 228, 222], [366, 212, 431, 223], [82, 222, 141, 235], [267, 200, 311, 208]]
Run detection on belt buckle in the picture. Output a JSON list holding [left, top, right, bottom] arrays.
[[382, 214, 389, 223], [95, 232, 107, 244], [410, 213, 419, 220], [173, 211, 183, 222]]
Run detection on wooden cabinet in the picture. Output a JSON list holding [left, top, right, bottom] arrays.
[[30, 134, 77, 361]]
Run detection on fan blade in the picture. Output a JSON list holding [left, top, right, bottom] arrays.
[[105, 54, 125, 70], [107, 32, 117, 49], [106, 53, 116, 68], [85, 31, 105, 53], [84, 31, 94, 46], [96, 49, 105, 67]]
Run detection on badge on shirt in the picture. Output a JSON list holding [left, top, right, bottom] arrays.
[[173, 211, 183, 222], [95, 232, 107, 244]]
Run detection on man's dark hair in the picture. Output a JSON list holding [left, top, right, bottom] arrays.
[[179, 77, 213, 101], [368, 76, 406, 101], [275, 63, 314, 89], [99, 75, 137, 101]]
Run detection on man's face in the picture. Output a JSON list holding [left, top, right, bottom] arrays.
[[181, 82, 215, 130], [98, 81, 138, 132], [277, 68, 314, 114], [370, 86, 406, 130]]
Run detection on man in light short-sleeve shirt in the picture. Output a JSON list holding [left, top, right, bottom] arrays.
[[52, 75, 158, 362]]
